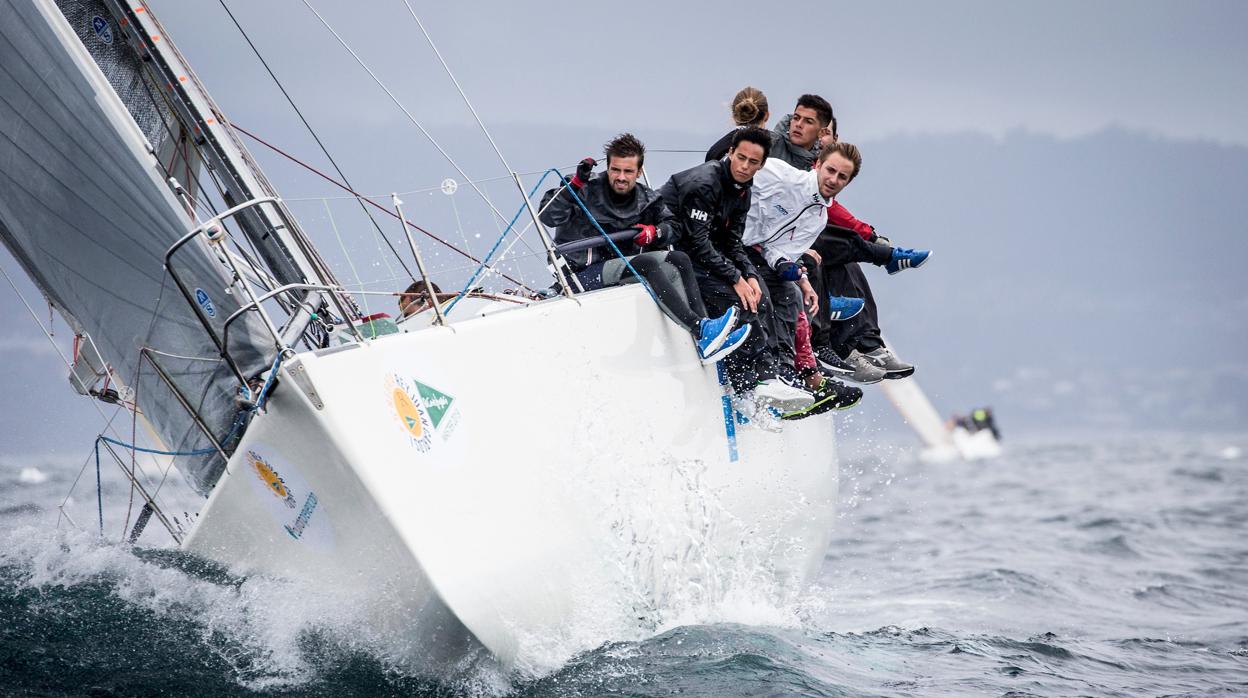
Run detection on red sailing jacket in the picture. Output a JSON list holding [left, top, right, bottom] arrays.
[[827, 200, 874, 241]]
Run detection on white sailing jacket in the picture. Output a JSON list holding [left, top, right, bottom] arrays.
[[741, 159, 831, 271]]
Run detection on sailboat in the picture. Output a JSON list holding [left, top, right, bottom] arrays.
[[0, 0, 840, 672]]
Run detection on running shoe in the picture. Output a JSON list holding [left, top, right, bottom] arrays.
[[885, 248, 931, 275], [863, 346, 916, 379], [696, 306, 739, 357], [754, 376, 815, 412], [815, 347, 886, 384], [826, 296, 865, 321], [700, 324, 751, 364], [782, 378, 863, 419]]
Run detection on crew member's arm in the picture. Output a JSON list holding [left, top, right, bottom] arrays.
[[677, 192, 742, 284], [826, 200, 875, 241], [634, 197, 680, 249], [678, 192, 759, 312], [540, 158, 596, 228]]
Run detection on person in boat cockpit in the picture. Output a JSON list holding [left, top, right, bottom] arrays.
[[539, 133, 750, 365], [398, 279, 441, 318]]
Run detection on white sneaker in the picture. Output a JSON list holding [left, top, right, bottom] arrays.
[[731, 394, 784, 432], [753, 377, 815, 412]]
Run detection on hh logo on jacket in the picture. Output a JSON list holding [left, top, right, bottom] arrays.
[[688, 209, 709, 222]]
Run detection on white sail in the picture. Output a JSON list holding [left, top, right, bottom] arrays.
[[0, 0, 276, 492], [877, 376, 961, 462]]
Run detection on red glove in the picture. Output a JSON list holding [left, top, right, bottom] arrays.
[[570, 157, 596, 189], [633, 224, 660, 247]]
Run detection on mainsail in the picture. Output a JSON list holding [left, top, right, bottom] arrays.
[[0, 0, 278, 493]]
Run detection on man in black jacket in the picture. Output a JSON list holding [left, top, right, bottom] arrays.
[[539, 133, 750, 364], [769, 94, 835, 169], [659, 128, 811, 410]]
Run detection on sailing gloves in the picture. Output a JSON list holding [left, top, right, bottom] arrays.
[[570, 157, 596, 189], [777, 260, 805, 281], [633, 224, 660, 247]]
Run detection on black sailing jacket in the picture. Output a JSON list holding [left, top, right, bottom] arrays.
[[539, 172, 675, 272], [658, 159, 758, 285]]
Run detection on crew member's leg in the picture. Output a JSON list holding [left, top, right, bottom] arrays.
[[811, 227, 891, 351], [842, 263, 883, 354], [602, 252, 704, 334], [693, 267, 771, 394]]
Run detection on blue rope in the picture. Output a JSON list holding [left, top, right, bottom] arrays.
[[553, 172, 660, 305], [444, 167, 662, 315], [251, 352, 283, 412], [97, 435, 217, 457], [444, 169, 558, 316]]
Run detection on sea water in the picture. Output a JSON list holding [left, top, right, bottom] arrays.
[[2, 430, 1246, 697]]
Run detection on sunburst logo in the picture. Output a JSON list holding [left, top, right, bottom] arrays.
[[248, 450, 297, 509], [386, 374, 433, 452]]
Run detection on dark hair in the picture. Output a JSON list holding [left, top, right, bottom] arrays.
[[731, 86, 768, 127], [604, 132, 645, 169], [795, 94, 834, 128], [403, 280, 441, 295], [730, 127, 772, 161], [818, 140, 862, 181]]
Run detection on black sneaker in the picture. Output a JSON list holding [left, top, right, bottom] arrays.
[[781, 378, 863, 419], [863, 347, 916, 379]]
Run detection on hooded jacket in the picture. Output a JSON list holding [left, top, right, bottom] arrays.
[[658, 159, 758, 284], [742, 158, 831, 271], [769, 114, 821, 170], [539, 172, 674, 272]]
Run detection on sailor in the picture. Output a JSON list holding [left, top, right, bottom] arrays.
[[971, 407, 1001, 440], [764, 111, 929, 383], [658, 127, 812, 409], [398, 279, 441, 318], [741, 142, 869, 415], [768, 94, 835, 169], [705, 86, 770, 162], [540, 133, 750, 364], [811, 198, 929, 382]]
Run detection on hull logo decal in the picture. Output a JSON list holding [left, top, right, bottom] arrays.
[[386, 373, 460, 452]]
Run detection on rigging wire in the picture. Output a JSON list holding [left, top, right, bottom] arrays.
[[297, 0, 511, 227], [0, 263, 172, 524], [215, 0, 417, 283], [400, 2, 516, 179], [232, 123, 532, 290]]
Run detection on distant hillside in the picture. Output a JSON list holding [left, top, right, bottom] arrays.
[[3, 127, 1246, 462]]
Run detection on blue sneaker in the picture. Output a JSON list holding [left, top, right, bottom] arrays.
[[886, 247, 931, 274], [826, 296, 865, 321], [700, 324, 751, 364], [697, 307, 738, 357]]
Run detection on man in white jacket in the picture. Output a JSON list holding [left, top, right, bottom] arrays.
[[742, 142, 862, 407]]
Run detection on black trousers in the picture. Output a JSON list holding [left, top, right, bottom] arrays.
[[692, 265, 776, 393], [577, 250, 708, 335], [746, 249, 803, 366], [807, 226, 891, 354]]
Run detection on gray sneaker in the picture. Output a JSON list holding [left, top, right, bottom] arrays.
[[863, 347, 916, 379], [817, 348, 886, 384]]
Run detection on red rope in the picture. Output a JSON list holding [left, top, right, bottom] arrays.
[[229, 123, 531, 290]]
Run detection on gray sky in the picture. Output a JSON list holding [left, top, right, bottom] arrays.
[[149, 0, 1248, 146]]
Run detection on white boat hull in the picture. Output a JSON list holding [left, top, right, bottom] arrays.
[[184, 285, 839, 672]]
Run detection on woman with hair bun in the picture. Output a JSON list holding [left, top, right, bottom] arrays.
[[705, 86, 771, 161]]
